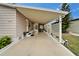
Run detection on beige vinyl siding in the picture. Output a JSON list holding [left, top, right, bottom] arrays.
[[68, 20, 79, 34], [0, 5, 16, 38], [16, 11, 26, 38]]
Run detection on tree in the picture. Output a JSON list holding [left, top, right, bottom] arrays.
[[61, 3, 71, 33]]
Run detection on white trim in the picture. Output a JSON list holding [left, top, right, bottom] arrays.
[[16, 4, 68, 15], [0, 3, 68, 15], [47, 19, 57, 24], [0, 3, 16, 8]]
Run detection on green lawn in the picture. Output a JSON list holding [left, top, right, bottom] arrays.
[[63, 33, 79, 56]]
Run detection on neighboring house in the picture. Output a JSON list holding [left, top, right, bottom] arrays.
[[0, 3, 68, 43], [68, 19, 79, 36]]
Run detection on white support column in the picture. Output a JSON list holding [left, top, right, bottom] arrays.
[[59, 16, 62, 43], [50, 23, 52, 35], [34, 23, 38, 35], [47, 23, 52, 35], [25, 19, 29, 32]]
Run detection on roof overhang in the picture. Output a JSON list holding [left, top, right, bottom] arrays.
[[0, 3, 16, 8], [0, 3, 68, 24], [16, 6, 68, 24]]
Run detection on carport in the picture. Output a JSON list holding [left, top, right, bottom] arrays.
[[16, 5, 68, 43]]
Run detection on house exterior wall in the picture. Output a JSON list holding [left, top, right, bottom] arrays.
[[0, 5, 16, 38], [16, 11, 27, 39], [52, 23, 59, 36], [68, 20, 79, 34]]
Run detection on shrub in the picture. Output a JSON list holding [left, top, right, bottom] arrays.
[[0, 36, 12, 49]]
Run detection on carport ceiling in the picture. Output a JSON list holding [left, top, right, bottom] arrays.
[[16, 7, 68, 24]]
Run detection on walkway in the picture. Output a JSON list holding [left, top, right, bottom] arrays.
[[0, 33, 74, 56]]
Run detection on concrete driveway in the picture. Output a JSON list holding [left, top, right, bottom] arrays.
[[0, 33, 74, 56]]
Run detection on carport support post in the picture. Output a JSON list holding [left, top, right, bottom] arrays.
[[59, 16, 62, 43]]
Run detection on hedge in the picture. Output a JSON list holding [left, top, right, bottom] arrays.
[[0, 36, 12, 49]]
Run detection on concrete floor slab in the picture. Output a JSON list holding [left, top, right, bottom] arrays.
[[0, 33, 74, 56]]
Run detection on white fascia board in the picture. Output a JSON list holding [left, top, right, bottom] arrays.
[[0, 3, 16, 8], [0, 3, 68, 15], [16, 4, 68, 15], [48, 20, 57, 24]]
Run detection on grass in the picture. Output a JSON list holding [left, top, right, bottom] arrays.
[[63, 33, 79, 56]]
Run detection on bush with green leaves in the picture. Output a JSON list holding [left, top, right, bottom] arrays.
[[0, 36, 12, 49]]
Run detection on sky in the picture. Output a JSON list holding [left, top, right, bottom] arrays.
[[17, 3, 79, 19]]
